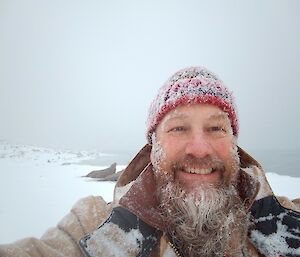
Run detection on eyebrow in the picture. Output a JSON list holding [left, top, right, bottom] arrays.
[[207, 113, 229, 121], [163, 113, 188, 123], [164, 112, 229, 124]]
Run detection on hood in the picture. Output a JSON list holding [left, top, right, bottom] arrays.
[[114, 144, 263, 231]]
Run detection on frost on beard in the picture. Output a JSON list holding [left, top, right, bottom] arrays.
[[150, 132, 166, 173]]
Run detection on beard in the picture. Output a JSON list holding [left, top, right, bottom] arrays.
[[157, 182, 250, 257]]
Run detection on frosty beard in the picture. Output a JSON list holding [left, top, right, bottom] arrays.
[[150, 133, 250, 256], [157, 182, 250, 257]]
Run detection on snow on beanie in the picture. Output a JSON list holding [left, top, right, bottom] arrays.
[[146, 66, 238, 144]]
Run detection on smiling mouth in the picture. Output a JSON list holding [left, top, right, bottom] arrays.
[[183, 167, 217, 175]]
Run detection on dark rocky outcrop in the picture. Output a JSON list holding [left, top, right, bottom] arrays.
[[83, 163, 123, 181], [95, 170, 123, 181], [84, 163, 116, 178]]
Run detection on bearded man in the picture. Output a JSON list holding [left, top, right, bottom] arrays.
[[1, 67, 300, 257], [149, 103, 250, 256]]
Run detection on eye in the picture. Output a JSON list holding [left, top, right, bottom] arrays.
[[168, 126, 187, 133], [207, 126, 226, 133]]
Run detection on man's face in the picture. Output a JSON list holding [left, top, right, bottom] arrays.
[[151, 103, 240, 192], [150, 104, 248, 257]]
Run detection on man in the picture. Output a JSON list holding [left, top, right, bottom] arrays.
[[1, 66, 300, 257]]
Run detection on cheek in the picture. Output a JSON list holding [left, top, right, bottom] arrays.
[[163, 140, 178, 156], [215, 139, 239, 169], [158, 140, 184, 169], [214, 139, 235, 160], [150, 140, 176, 186], [216, 139, 240, 178], [150, 136, 183, 174], [161, 135, 187, 155]]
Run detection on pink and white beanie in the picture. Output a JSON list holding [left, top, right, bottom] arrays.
[[146, 66, 238, 144]]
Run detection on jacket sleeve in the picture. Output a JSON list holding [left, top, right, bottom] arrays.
[[0, 196, 112, 257]]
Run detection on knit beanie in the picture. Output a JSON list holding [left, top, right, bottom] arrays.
[[146, 66, 238, 144]]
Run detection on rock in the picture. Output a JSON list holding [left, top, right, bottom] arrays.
[[95, 170, 123, 181], [84, 163, 117, 179]]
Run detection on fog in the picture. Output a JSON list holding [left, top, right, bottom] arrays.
[[0, 0, 299, 154]]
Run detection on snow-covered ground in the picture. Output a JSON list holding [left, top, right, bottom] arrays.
[[0, 142, 299, 244]]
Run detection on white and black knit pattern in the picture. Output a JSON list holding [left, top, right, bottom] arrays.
[[250, 196, 300, 257]]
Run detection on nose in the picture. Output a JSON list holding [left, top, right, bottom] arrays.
[[185, 132, 214, 158]]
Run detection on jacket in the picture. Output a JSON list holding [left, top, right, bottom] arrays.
[[0, 145, 300, 257]]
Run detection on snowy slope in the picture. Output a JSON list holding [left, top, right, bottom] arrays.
[[0, 142, 122, 243]]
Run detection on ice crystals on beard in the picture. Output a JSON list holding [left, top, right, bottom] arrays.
[[150, 133, 166, 173]]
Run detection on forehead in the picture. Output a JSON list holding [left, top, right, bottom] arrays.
[[160, 103, 228, 123]]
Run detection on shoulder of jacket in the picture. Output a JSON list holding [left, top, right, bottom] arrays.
[[276, 196, 300, 212], [66, 196, 113, 235]]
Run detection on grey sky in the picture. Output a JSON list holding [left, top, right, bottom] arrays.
[[0, 0, 299, 154]]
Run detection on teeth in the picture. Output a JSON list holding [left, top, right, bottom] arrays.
[[185, 168, 213, 174]]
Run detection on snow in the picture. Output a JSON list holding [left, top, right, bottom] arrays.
[[266, 172, 300, 200], [163, 244, 179, 257], [114, 181, 134, 202], [150, 132, 165, 172], [0, 142, 124, 244], [0, 142, 300, 245], [250, 212, 300, 256], [85, 222, 143, 257]]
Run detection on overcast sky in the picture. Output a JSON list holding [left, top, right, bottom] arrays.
[[0, 0, 299, 154]]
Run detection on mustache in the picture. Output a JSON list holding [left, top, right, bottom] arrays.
[[171, 154, 225, 171]]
